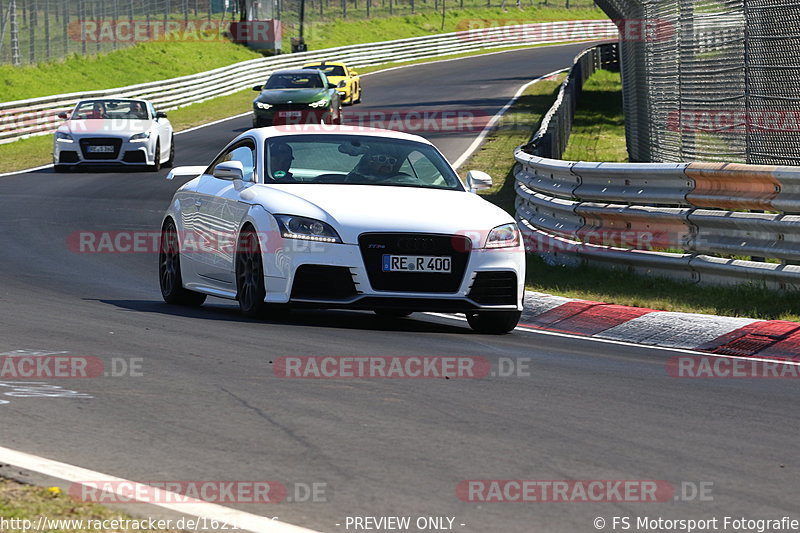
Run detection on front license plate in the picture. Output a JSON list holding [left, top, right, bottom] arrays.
[[87, 145, 114, 153], [382, 255, 451, 273], [277, 111, 302, 118]]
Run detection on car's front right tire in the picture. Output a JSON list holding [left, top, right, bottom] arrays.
[[466, 310, 521, 334], [159, 220, 207, 306]]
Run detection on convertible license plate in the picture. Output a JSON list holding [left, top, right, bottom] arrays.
[[277, 111, 302, 118], [87, 145, 114, 153], [382, 255, 451, 273]]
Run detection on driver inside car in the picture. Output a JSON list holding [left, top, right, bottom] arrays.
[[346, 150, 415, 184], [268, 142, 295, 181], [88, 102, 105, 119]]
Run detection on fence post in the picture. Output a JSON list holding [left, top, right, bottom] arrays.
[[44, 0, 50, 59], [28, 0, 34, 63], [10, 0, 20, 65], [62, 0, 67, 59]]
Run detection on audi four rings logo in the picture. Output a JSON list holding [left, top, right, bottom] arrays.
[[397, 238, 436, 253]]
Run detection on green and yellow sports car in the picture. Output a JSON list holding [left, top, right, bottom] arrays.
[[302, 61, 362, 105]]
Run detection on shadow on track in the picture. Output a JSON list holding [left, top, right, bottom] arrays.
[[92, 298, 471, 334]]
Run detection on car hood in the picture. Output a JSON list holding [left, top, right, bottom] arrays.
[[58, 119, 154, 138], [256, 89, 329, 105], [240, 183, 514, 245]]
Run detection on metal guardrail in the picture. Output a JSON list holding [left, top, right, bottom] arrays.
[[515, 43, 800, 290], [0, 19, 618, 144]]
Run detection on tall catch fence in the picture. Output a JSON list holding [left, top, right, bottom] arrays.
[[593, 0, 800, 165], [517, 42, 800, 290], [0, 0, 597, 65]]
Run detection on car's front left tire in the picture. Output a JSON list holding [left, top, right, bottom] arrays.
[[466, 310, 521, 334], [150, 141, 161, 171], [236, 227, 268, 317], [159, 220, 207, 307], [236, 227, 290, 319], [164, 135, 175, 167]]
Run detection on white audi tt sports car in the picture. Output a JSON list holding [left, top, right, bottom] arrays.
[[159, 126, 525, 333], [53, 98, 174, 171]]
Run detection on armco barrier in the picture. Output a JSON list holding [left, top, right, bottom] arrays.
[[516, 43, 800, 290], [0, 20, 618, 144]]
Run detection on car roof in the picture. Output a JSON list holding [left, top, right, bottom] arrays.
[[302, 61, 347, 67], [269, 68, 326, 75], [246, 125, 435, 146], [77, 97, 147, 103]]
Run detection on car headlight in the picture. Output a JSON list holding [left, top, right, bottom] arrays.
[[55, 132, 74, 143], [255, 102, 272, 110], [129, 132, 150, 142], [274, 215, 342, 243], [308, 99, 329, 108], [485, 223, 521, 249]]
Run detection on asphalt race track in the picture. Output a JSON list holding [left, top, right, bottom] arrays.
[[0, 43, 798, 532]]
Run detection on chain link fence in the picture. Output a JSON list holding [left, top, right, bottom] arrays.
[[0, 0, 597, 65], [594, 0, 800, 165]]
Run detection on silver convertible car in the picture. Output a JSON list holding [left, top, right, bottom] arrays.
[[53, 98, 174, 171], [160, 126, 525, 333]]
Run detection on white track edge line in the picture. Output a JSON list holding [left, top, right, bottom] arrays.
[[0, 446, 324, 533], [423, 312, 800, 365], [451, 67, 568, 170]]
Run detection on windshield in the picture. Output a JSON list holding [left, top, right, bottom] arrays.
[[264, 134, 464, 190], [304, 64, 346, 77], [71, 99, 149, 120], [264, 73, 325, 89]]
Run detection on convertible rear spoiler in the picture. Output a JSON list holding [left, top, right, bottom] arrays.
[[166, 166, 207, 181]]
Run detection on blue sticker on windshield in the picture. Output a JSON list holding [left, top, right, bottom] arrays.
[[274, 171, 287, 178]]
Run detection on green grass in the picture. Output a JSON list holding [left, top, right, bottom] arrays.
[[526, 256, 800, 321], [302, 5, 607, 50], [1, 40, 262, 102], [0, 477, 178, 533], [457, 66, 800, 321], [459, 73, 566, 215], [562, 69, 626, 162], [2, 5, 607, 101]]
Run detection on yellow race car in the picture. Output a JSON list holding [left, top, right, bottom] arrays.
[[302, 61, 362, 105]]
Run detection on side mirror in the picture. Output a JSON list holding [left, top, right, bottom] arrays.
[[212, 160, 245, 181], [466, 170, 492, 193], [253, 85, 263, 91], [57, 112, 68, 119], [337, 80, 346, 88], [350, 71, 358, 76], [156, 111, 168, 119]]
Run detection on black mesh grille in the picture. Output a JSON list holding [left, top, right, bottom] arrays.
[[359, 233, 471, 293], [290, 265, 357, 300], [468, 271, 518, 305], [79, 138, 122, 160], [122, 150, 146, 163], [58, 151, 79, 163]]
